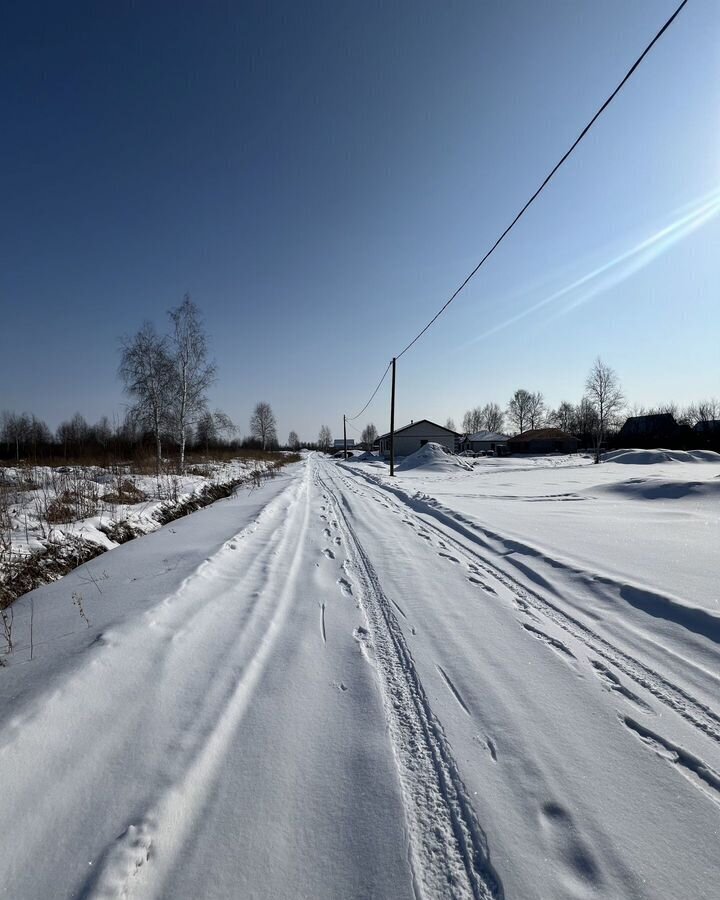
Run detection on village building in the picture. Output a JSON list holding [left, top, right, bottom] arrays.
[[507, 428, 578, 454], [619, 413, 679, 441], [377, 420, 458, 458], [459, 431, 510, 454]]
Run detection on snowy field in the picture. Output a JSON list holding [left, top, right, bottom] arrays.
[[1, 448, 718, 899]]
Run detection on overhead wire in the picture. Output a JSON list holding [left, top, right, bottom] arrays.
[[345, 360, 392, 421], [344, 0, 689, 421], [395, 0, 689, 359]]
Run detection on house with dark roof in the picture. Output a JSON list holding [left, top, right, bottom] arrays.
[[619, 413, 678, 440], [377, 420, 459, 458], [693, 419, 720, 434], [507, 428, 578, 454]]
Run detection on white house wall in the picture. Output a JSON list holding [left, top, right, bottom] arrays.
[[381, 422, 456, 457]]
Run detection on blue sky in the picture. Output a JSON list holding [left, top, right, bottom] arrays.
[[1, 0, 718, 442]]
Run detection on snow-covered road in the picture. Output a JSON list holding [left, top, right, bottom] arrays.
[[1, 453, 718, 899]]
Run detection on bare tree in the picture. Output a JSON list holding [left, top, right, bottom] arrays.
[[550, 401, 575, 433], [462, 407, 483, 434], [1, 411, 31, 461], [688, 398, 719, 431], [119, 322, 175, 473], [196, 409, 235, 453], [361, 423, 378, 448], [318, 425, 332, 451], [507, 389, 533, 435], [527, 392, 546, 430], [250, 402, 277, 450], [445, 417, 456, 431], [585, 358, 624, 463], [288, 430, 300, 450], [481, 403, 504, 433], [168, 296, 217, 472]]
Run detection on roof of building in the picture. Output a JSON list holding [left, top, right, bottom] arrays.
[[693, 419, 720, 432], [465, 431, 509, 442], [508, 428, 577, 443], [620, 413, 677, 432], [377, 419, 460, 441]]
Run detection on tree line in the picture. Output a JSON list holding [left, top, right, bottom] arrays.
[[453, 357, 718, 462], [1, 297, 306, 466]]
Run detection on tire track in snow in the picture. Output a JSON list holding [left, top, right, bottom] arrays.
[[622, 715, 720, 808], [318, 463, 503, 900], [339, 465, 720, 747], [80, 465, 314, 899]]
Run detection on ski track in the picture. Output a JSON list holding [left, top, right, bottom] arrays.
[[335, 464, 720, 748], [5, 467, 313, 900], [317, 464, 504, 900]]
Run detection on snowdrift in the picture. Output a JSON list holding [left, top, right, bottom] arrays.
[[396, 443, 472, 472], [603, 448, 720, 465], [603, 477, 720, 501]]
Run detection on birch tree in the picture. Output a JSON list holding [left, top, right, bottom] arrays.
[[119, 322, 174, 473], [585, 358, 624, 463], [250, 402, 277, 450], [318, 425, 332, 451], [361, 423, 377, 448], [169, 296, 216, 472]]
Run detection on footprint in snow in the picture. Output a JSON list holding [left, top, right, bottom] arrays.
[[539, 802, 602, 887], [322, 548, 335, 559], [438, 551, 460, 564]]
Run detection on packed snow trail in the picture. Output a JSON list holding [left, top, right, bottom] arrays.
[[1, 454, 719, 899]]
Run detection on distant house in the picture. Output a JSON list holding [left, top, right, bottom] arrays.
[[507, 428, 578, 454], [619, 414, 678, 440], [693, 419, 720, 434], [333, 438, 354, 449], [377, 420, 459, 458], [459, 431, 510, 454]]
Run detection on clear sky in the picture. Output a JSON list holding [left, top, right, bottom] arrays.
[[1, 0, 718, 443]]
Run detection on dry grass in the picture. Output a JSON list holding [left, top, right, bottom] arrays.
[[0, 538, 107, 611], [102, 479, 147, 505], [0, 450, 302, 615]]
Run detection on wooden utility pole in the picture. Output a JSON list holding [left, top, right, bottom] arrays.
[[390, 357, 396, 476], [343, 415, 347, 459]]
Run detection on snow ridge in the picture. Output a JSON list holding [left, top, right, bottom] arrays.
[[318, 463, 503, 900]]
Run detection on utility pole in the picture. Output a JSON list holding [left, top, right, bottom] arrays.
[[343, 414, 347, 460], [390, 357, 396, 477]]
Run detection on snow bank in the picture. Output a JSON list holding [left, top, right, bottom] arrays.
[[603, 477, 720, 501], [396, 443, 472, 472], [603, 448, 720, 465]]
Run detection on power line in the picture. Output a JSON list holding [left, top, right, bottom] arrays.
[[395, 0, 689, 360], [344, 0, 688, 429], [346, 360, 392, 420]]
